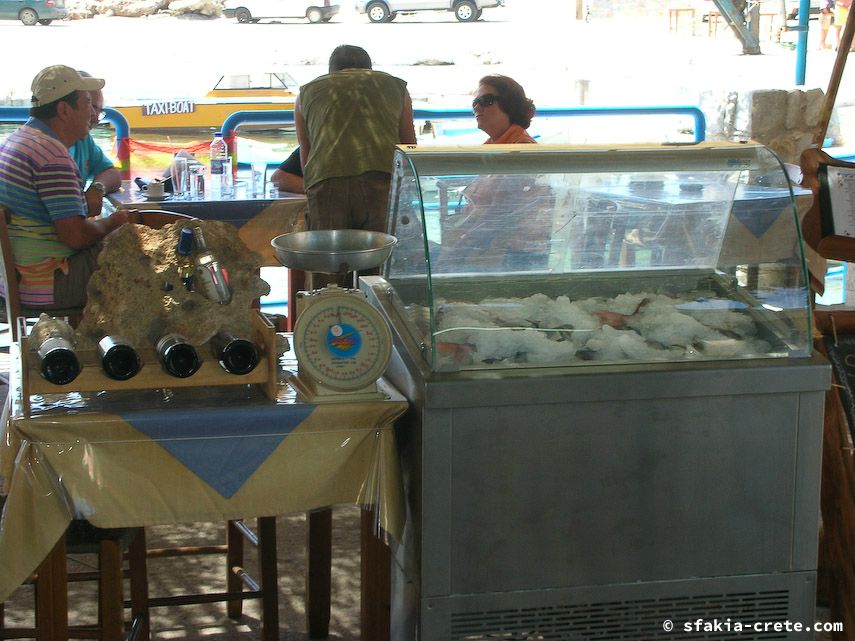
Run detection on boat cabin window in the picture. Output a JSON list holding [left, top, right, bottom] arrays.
[[213, 72, 297, 91]]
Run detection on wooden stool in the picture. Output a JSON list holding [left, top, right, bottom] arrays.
[[668, 7, 696, 34], [126, 518, 278, 641], [0, 523, 146, 641]]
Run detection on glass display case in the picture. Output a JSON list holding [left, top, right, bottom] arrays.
[[385, 143, 811, 372]]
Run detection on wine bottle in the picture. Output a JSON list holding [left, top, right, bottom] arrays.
[[156, 333, 202, 378], [33, 317, 80, 385], [192, 226, 232, 304], [176, 227, 194, 291], [211, 331, 259, 375], [98, 336, 141, 381]]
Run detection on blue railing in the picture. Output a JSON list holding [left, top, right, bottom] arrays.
[[1, 104, 707, 175], [0, 106, 132, 177], [221, 105, 707, 155]]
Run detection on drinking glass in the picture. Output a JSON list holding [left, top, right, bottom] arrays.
[[171, 156, 189, 200], [251, 161, 266, 198], [189, 164, 206, 200]]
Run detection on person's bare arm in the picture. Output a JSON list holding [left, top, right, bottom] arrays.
[[399, 90, 417, 145], [270, 169, 305, 194], [83, 167, 123, 217], [295, 97, 310, 172], [54, 211, 129, 250], [93, 167, 122, 193]]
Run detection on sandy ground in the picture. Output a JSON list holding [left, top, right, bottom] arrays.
[[1, 1, 854, 113]]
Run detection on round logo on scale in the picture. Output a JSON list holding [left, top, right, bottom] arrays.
[[325, 323, 362, 358]]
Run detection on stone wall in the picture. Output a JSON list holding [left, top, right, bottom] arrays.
[[66, 0, 221, 18], [700, 87, 828, 163]]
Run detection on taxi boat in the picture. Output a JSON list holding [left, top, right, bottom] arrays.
[[113, 71, 297, 131]]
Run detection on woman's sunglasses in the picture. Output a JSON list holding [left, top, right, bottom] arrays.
[[472, 94, 501, 110]]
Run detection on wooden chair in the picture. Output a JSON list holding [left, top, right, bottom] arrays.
[[124, 209, 197, 229], [0, 493, 145, 641], [0, 206, 85, 341]]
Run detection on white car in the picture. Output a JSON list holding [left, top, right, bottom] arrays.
[[224, 0, 339, 23], [354, 0, 504, 22]]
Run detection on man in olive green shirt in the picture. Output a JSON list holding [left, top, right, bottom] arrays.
[[295, 45, 416, 234]]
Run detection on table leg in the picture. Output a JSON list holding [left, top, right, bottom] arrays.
[[34, 535, 68, 641], [306, 508, 331, 638], [257, 517, 279, 641], [126, 528, 150, 641], [98, 538, 124, 641], [226, 520, 244, 619], [360, 509, 390, 641]]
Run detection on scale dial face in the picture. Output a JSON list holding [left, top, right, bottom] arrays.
[[293, 291, 393, 392]]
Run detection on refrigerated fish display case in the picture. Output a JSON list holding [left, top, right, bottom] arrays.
[[360, 143, 830, 641]]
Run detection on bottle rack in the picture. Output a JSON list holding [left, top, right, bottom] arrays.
[[18, 311, 278, 416]]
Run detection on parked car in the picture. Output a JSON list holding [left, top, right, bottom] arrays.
[[354, 0, 504, 22], [0, 0, 67, 25], [223, 0, 339, 23]]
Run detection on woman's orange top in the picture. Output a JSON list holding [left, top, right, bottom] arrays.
[[485, 124, 536, 144]]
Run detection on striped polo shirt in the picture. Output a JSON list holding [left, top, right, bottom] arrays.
[[0, 118, 85, 306]]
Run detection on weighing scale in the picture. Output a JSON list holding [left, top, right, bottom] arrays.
[[271, 230, 397, 403]]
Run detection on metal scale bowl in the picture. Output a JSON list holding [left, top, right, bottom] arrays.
[[271, 230, 397, 403]]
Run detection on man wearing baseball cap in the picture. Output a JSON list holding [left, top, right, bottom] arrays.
[[0, 65, 128, 311], [70, 70, 123, 217]]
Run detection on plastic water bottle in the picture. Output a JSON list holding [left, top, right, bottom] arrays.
[[209, 132, 232, 198]]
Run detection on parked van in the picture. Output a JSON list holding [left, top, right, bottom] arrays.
[[354, 0, 504, 22], [223, 0, 339, 23]]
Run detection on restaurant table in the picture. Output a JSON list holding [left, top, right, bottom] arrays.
[[110, 182, 309, 329], [109, 182, 307, 268], [0, 342, 408, 640]]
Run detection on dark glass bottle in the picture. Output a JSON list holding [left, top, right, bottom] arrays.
[[32, 316, 80, 385], [176, 227, 194, 291], [36, 335, 80, 385], [156, 333, 202, 378], [211, 331, 259, 375], [98, 336, 141, 381]]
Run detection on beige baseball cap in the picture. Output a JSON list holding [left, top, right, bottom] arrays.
[[31, 65, 104, 107]]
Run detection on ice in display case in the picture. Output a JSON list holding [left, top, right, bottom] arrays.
[[384, 143, 812, 372], [362, 143, 830, 641]]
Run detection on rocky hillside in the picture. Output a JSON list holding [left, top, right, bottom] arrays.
[[66, 0, 223, 19]]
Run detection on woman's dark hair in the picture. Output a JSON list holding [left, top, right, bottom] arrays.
[[30, 91, 79, 120], [479, 75, 535, 129], [329, 45, 372, 72]]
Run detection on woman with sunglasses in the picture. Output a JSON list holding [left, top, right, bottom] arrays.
[[472, 75, 536, 144], [438, 75, 551, 272]]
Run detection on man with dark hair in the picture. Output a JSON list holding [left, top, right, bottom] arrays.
[[295, 44, 416, 234], [71, 70, 122, 217], [270, 147, 304, 193], [0, 65, 128, 310]]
